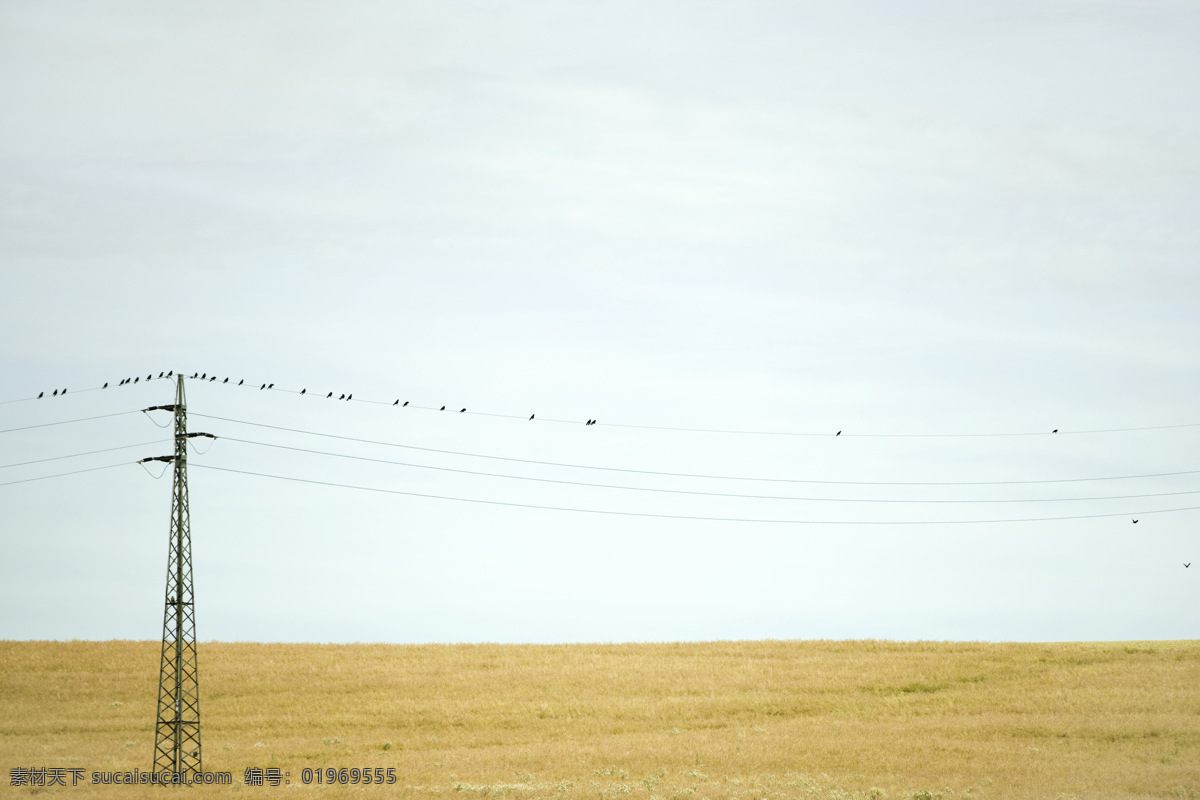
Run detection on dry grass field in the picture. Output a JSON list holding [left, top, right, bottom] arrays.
[[1, 639, 1197, 799]]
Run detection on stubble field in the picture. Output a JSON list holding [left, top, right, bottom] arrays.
[[1, 639, 1197, 799]]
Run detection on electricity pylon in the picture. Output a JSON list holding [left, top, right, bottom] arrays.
[[141, 376, 215, 776]]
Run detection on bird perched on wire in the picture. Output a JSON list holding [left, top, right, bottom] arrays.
[[192, 373, 198, 379], [346, 394, 352, 401], [38, 391, 43, 398], [102, 383, 107, 389], [440, 406, 446, 411], [460, 408, 466, 413], [1052, 429, 1058, 433], [327, 392, 333, 398], [52, 390, 57, 396], [301, 388, 307, 395], [260, 384, 266, 390], [134, 377, 139, 383], [223, 378, 229, 383], [238, 379, 244, 385], [268, 383, 274, 389], [209, 376, 216, 381], [62, 388, 66, 394], [529, 414, 534, 420], [158, 372, 164, 378], [201, 373, 206, 380], [403, 401, 409, 407], [393, 399, 399, 405]]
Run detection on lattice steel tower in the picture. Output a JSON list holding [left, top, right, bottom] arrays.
[[143, 376, 213, 776]]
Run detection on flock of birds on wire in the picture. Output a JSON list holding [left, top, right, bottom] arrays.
[[17, 372, 1198, 549], [35, 371, 602, 427]]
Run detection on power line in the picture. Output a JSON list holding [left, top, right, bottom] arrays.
[[0, 441, 167, 469], [191, 464, 1200, 525], [192, 412, 1200, 487], [220, 436, 1200, 505], [197, 381, 1200, 437], [0, 462, 131, 487], [7, 373, 1200, 439], [0, 410, 141, 435], [602, 420, 1200, 437], [0, 375, 174, 405]]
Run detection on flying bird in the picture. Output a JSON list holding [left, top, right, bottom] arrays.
[[1185, 563, 1191, 568], [1132, 519, 1139, 523]]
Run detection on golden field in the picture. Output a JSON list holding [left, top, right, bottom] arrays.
[[1, 640, 1197, 799]]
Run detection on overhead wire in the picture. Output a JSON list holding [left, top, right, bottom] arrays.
[[193, 413, 1200, 488], [4, 372, 1200, 438], [191, 464, 1200, 525], [219, 435, 1200, 505], [0, 441, 168, 470], [214, 381, 1200, 437], [138, 461, 171, 480], [600, 420, 1200, 437], [0, 410, 142, 435], [0, 374, 174, 406], [0, 462, 132, 487], [4, 382, 1197, 523]]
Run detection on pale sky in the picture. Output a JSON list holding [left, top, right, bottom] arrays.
[[1, 0, 1197, 644]]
